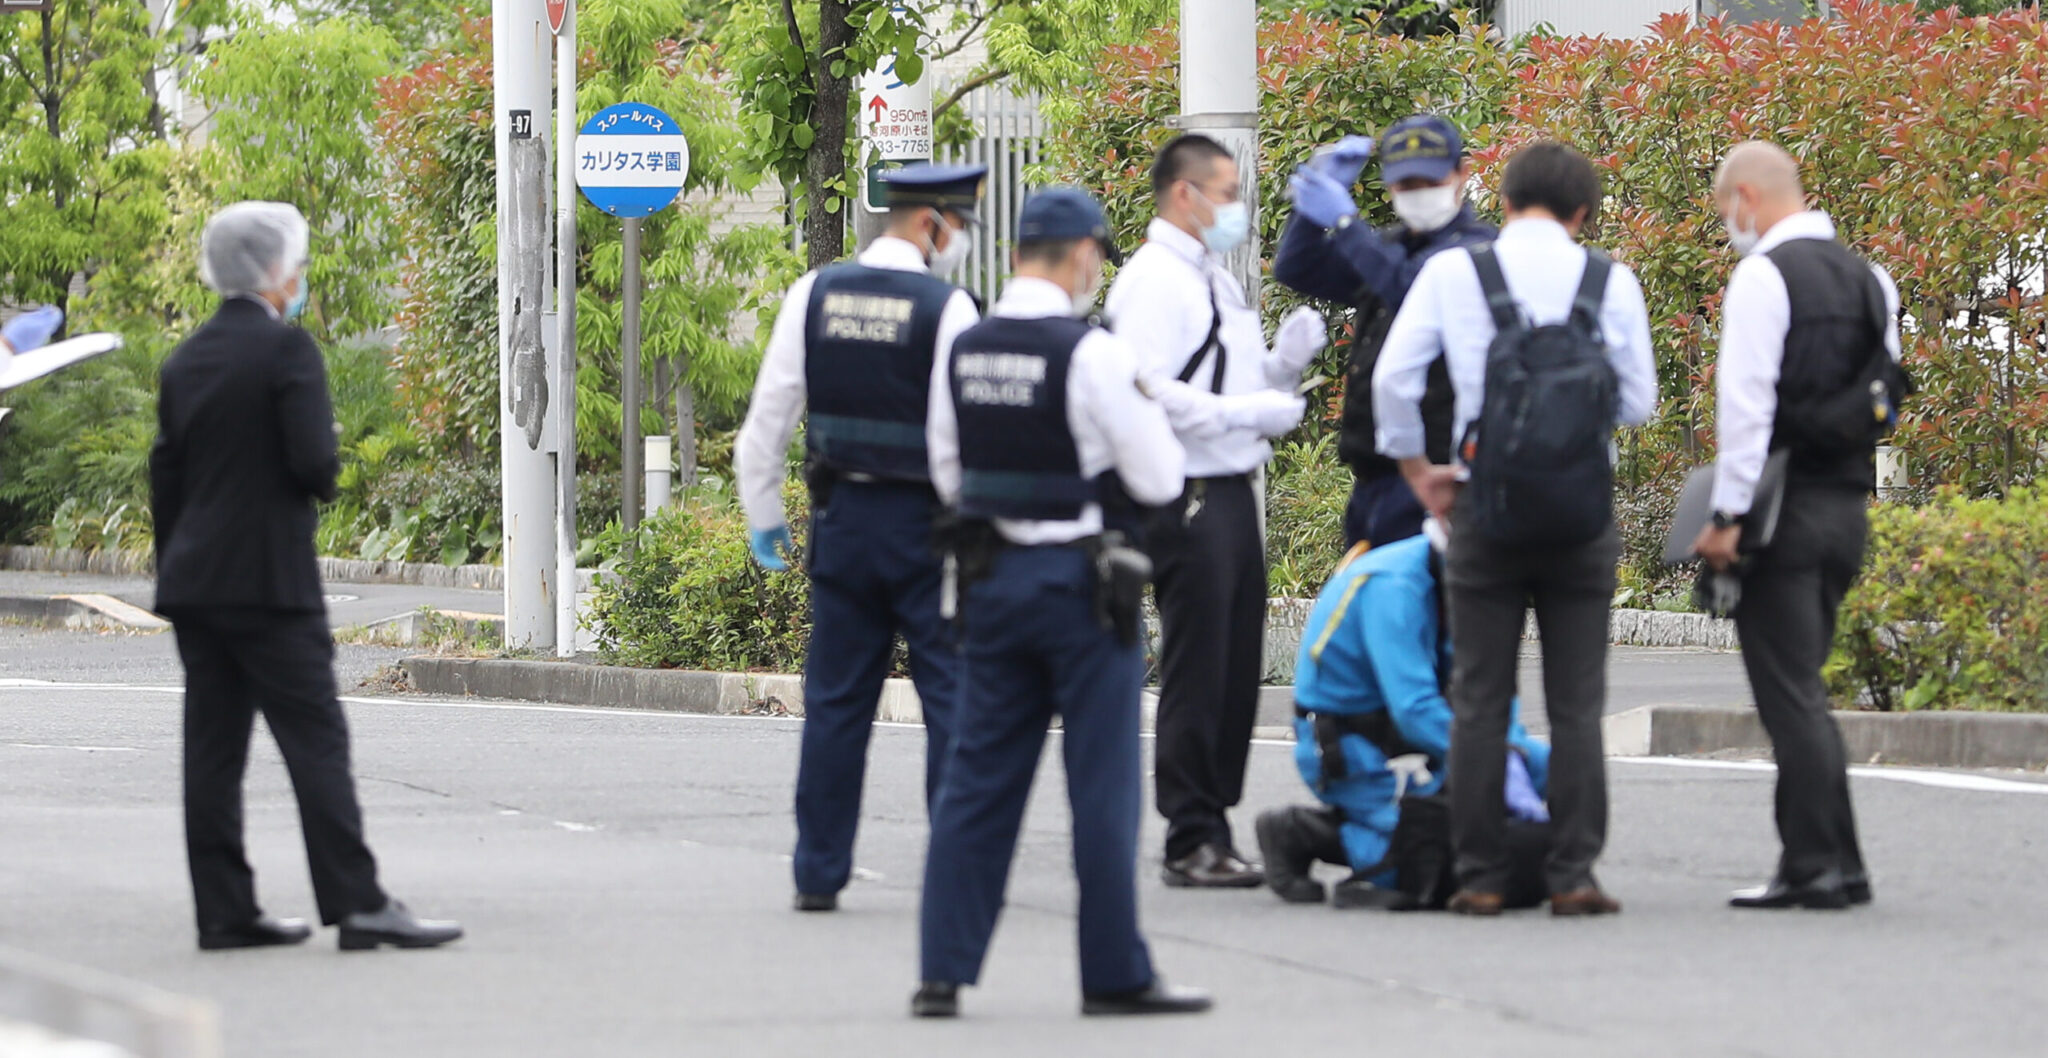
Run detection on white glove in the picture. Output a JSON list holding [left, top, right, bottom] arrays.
[[1222, 390, 1307, 438], [1270, 305, 1326, 380]]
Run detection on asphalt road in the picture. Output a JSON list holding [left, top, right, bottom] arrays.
[[5, 654, 2047, 1056], [0, 568, 501, 631]]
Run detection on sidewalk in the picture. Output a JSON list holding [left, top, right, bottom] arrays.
[[0, 568, 500, 633]]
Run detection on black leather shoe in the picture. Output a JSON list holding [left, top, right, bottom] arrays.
[[910, 981, 959, 1018], [1331, 875, 1411, 910], [1162, 844, 1264, 889], [1843, 870, 1874, 906], [794, 892, 838, 912], [1082, 979, 1213, 1016], [337, 901, 464, 950], [198, 915, 312, 951], [1730, 869, 1850, 910]]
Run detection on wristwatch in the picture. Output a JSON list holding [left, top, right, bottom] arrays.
[[1329, 214, 1357, 235], [1710, 510, 1740, 530]]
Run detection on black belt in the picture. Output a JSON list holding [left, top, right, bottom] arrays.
[[1296, 703, 1419, 783]]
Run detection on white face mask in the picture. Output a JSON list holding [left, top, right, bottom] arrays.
[[1392, 184, 1461, 233], [1191, 185, 1250, 256], [925, 213, 972, 276], [1723, 205, 1761, 256], [1071, 251, 1105, 318]]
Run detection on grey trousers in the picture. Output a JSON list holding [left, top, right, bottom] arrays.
[[1733, 485, 1868, 885], [1445, 519, 1619, 896]]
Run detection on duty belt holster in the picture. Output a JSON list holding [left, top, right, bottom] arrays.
[[802, 455, 840, 511], [1296, 704, 1420, 786], [932, 512, 1004, 625], [1088, 531, 1152, 648]]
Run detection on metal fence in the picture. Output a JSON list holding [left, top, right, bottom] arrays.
[[936, 84, 1047, 307]]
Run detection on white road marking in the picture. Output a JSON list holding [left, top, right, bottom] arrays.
[[3, 743, 142, 753]]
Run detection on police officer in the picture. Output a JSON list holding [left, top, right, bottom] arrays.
[[1274, 115, 1495, 549], [1693, 141, 1901, 911], [734, 163, 986, 913], [1105, 133, 1320, 889], [914, 188, 1209, 1018], [1256, 527, 1552, 910]]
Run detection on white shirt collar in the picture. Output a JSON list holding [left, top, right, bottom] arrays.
[[1495, 216, 1575, 246], [1144, 216, 1210, 266], [858, 235, 932, 273], [1749, 210, 1837, 258], [993, 276, 1076, 319]]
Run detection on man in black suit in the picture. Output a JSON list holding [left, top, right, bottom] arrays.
[[152, 202, 461, 952]]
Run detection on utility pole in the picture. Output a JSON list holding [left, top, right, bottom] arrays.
[[1177, 0, 1260, 301], [553, 0, 580, 656], [494, 0, 557, 650]]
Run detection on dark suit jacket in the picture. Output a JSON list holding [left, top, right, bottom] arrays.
[[151, 298, 340, 613]]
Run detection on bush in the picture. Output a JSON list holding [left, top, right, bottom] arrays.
[[1827, 488, 2048, 712], [585, 488, 811, 671], [1266, 434, 1351, 597]]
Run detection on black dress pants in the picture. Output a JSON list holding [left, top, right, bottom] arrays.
[[172, 607, 387, 930], [1445, 517, 1619, 896], [1733, 485, 1869, 884], [1150, 474, 1266, 861]]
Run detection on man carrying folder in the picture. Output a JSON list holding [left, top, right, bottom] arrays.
[[1692, 142, 1907, 911]]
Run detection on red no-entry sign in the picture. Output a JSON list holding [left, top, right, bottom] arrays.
[[547, 0, 569, 35]]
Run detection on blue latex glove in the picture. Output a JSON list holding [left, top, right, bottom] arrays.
[[749, 525, 795, 572], [1505, 751, 1550, 823], [1288, 169, 1359, 230], [1306, 135, 1376, 187], [2, 306, 63, 354]]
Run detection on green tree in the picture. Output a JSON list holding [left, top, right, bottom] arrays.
[[290, 0, 468, 60]]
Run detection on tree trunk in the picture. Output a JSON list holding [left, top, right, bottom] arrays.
[[802, 0, 854, 271], [675, 354, 698, 490]]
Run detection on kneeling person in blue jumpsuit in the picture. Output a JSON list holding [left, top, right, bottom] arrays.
[[735, 163, 987, 912], [1256, 529, 1553, 909], [914, 188, 1210, 1018]]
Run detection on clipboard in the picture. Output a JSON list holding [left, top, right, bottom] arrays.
[[1662, 451, 1790, 566], [0, 332, 122, 391]]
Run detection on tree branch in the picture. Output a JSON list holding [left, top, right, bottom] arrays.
[[780, 0, 815, 91], [929, 1, 1002, 63], [932, 68, 1010, 120]]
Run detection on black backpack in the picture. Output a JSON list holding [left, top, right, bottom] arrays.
[[1771, 249, 1914, 460], [1373, 792, 1551, 911], [1461, 244, 1619, 547]]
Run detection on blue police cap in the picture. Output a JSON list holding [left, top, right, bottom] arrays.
[[1380, 115, 1464, 185], [1016, 186, 1123, 265], [878, 162, 989, 224]]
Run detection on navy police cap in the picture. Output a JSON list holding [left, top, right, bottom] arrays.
[[1379, 114, 1464, 185], [878, 162, 989, 223], [1016, 186, 1123, 265]]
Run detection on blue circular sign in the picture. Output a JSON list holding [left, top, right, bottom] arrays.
[[574, 103, 690, 219]]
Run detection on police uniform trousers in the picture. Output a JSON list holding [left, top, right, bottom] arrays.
[[919, 545, 1154, 995], [171, 607, 387, 930], [1344, 472, 1428, 552], [1150, 473, 1266, 861], [1290, 720, 1404, 878], [795, 479, 961, 897], [1733, 484, 1868, 884]]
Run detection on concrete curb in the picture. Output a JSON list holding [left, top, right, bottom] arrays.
[[1602, 703, 2048, 771], [400, 656, 1302, 737], [0, 545, 600, 593], [349, 609, 506, 648], [0, 593, 168, 633]]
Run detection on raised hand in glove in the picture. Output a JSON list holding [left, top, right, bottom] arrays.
[[749, 525, 796, 572], [1270, 305, 1327, 380], [1222, 390, 1308, 439], [1287, 168, 1360, 230], [1, 306, 64, 355], [1305, 135, 1376, 187]]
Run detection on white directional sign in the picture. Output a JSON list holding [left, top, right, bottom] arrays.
[[860, 56, 933, 162]]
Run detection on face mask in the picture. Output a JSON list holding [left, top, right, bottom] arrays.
[[1192, 186, 1250, 256], [925, 214, 972, 277], [1392, 185, 1462, 233], [1723, 205, 1761, 256], [1071, 258, 1104, 318], [284, 275, 309, 320]]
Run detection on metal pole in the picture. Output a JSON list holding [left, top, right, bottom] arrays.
[[1178, 0, 1260, 302], [494, 0, 557, 649], [554, 0, 579, 657], [621, 216, 643, 540]]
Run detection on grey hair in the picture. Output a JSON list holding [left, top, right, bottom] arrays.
[[199, 202, 310, 298]]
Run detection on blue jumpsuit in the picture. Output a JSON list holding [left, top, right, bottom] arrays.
[[1290, 537, 1549, 877]]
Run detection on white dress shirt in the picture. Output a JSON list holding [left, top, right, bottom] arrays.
[[929, 276, 1186, 546], [1103, 218, 1298, 477], [734, 236, 981, 531], [1709, 211, 1902, 514], [1373, 216, 1658, 463]]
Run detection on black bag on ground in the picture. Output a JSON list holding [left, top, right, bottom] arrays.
[[1378, 792, 1552, 911], [1461, 244, 1619, 547]]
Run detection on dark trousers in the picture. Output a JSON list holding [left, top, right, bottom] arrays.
[[919, 546, 1154, 995], [1445, 519, 1619, 895], [1734, 485, 1869, 884], [172, 608, 386, 930], [794, 480, 961, 897], [1150, 474, 1266, 860], [1344, 471, 1428, 551]]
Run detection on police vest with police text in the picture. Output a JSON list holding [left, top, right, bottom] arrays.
[[950, 316, 1096, 521], [803, 263, 958, 481]]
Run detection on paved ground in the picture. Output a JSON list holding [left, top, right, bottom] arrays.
[[0, 568, 501, 631], [4, 631, 2046, 1057]]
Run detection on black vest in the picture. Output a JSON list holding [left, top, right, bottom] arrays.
[[950, 315, 1098, 521], [1336, 224, 1457, 479], [803, 263, 957, 480], [1765, 238, 1891, 491]]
